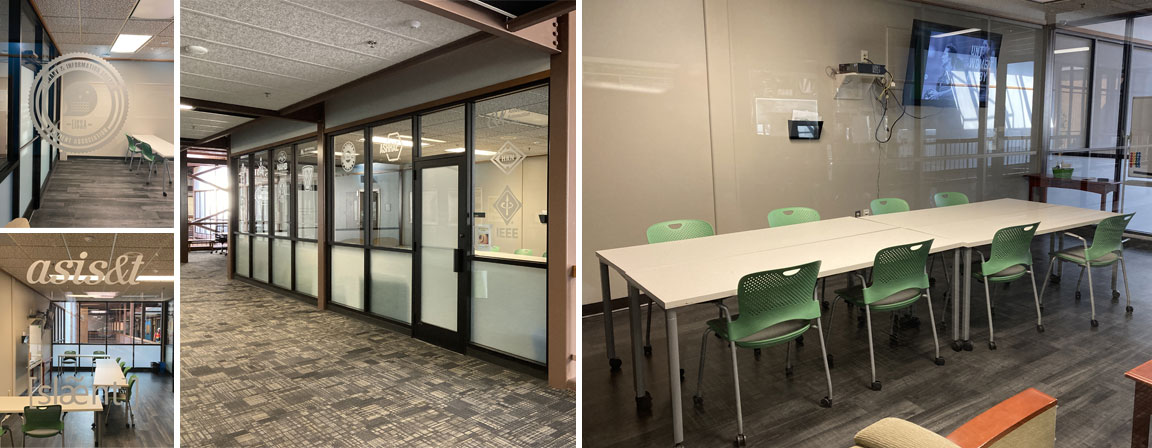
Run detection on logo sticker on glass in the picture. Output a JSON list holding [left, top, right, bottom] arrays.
[[276, 150, 289, 172], [491, 141, 525, 174], [341, 141, 357, 172], [379, 132, 403, 162], [300, 165, 315, 190], [494, 185, 522, 224], [31, 53, 129, 154]]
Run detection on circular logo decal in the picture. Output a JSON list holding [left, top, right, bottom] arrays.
[[31, 53, 129, 154], [341, 141, 357, 172], [277, 150, 288, 165]]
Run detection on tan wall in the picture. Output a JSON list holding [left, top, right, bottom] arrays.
[[0, 268, 51, 395]]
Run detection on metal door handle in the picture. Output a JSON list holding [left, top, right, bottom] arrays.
[[453, 248, 463, 273]]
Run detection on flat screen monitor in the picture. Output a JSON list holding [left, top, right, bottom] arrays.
[[903, 20, 1002, 108]]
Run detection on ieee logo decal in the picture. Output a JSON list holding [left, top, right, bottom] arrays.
[[494, 186, 522, 225], [491, 141, 525, 174], [380, 132, 403, 162], [341, 141, 357, 172]]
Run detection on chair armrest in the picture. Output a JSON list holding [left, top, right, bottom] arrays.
[[854, 418, 959, 448], [945, 388, 1057, 448], [1062, 232, 1088, 247]]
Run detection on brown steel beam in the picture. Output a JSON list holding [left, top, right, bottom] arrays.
[[546, 12, 574, 391], [402, 0, 559, 54], [315, 114, 329, 311], [506, 0, 575, 32], [181, 97, 279, 118]]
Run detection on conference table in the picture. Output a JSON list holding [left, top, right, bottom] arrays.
[[595, 198, 1121, 446], [0, 394, 104, 446], [132, 134, 174, 195], [92, 358, 128, 446]]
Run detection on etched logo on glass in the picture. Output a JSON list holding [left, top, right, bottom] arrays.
[[341, 142, 357, 172], [491, 141, 525, 174], [380, 132, 403, 162], [494, 186, 522, 224], [31, 53, 129, 154]]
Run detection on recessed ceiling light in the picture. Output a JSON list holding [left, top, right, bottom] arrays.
[[183, 45, 208, 56], [180, 104, 195, 110], [132, 0, 174, 19], [111, 34, 151, 53]]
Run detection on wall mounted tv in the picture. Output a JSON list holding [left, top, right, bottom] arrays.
[[903, 19, 1002, 108]]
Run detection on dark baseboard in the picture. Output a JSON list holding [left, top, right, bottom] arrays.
[[468, 343, 546, 379]]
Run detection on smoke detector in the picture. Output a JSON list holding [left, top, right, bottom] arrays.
[[182, 45, 208, 56]]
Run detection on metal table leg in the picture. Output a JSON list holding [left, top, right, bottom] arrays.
[[666, 308, 684, 447], [951, 248, 962, 351], [600, 262, 621, 371], [962, 247, 974, 351], [628, 284, 651, 410]]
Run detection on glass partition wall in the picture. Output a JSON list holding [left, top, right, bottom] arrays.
[[231, 82, 550, 367], [50, 301, 170, 370]]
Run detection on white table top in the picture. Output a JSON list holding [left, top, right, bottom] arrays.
[[861, 200, 1118, 246], [0, 394, 103, 413], [859, 198, 1057, 228], [93, 359, 127, 388], [475, 251, 547, 264], [626, 228, 961, 309], [597, 217, 895, 274], [133, 134, 173, 158]]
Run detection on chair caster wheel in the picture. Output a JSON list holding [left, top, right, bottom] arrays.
[[988, 341, 997, 350], [820, 397, 833, 408], [934, 357, 945, 366], [1091, 319, 1099, 328], [754, 349, 761, 361], [163, 192, 167, 197], [796, 335, 804, 347], [693, 395, 704, 409], [826, 354, 834, 369], [821, 301, 830, 312], [643, 345, 652, 356], [1050, 275, 1061, 284], [1037, 324, 1045, 333], [1113, 290, 1121, 300], [870, 381, 882, 391], [963, 340, 973, 351], [1075, 291, 1081, 300], [680, 369, 685, 382], [785, 367, 794, 377], [636, 392, 653, 410], [951, 341, 963, 352], [1039, 305, 1045, 312], [734, 434, 747, 447], [609, 358, 622, 372], [1126, 306, 1134, 314]]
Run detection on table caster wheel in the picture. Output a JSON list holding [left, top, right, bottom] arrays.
[[796, 335, 804, 347], [734, 434, 747, 447], [820, 397, 833, 408], [1050, 274, 1061, 284], [693, 395, 704, 409], [609, 358, 622, 372], [643, 345, 652, 356], [1091, 319, 1099, 328], [988, 341, 997, 350], [636, 392, 652, 411], [1037, 324, 1045, 333], [951, 341, 963, 352], [680, 368, 685, 382], [929, 277, 936, 287], [785, 366, 794, 377], [821, 301, 830, 312], [963, 340, 973, 351], [934, 357, 945, 366], [1127, 306, 1134, 314], [1075, 291, 1081, 301], [754, 349, 761, 360], [870, 381, 882, 391], [826, 354, 835, 369], [1113, 290, 1121, 300]]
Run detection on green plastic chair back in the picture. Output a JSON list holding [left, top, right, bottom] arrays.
[[982, 223, 1039, 276], [115, 357, 121, 364], [514, 249, 533, 255], [933, 192, 969, 207], [646, 219, 714, 244], [120, 375, 137, 403], [862, 240, 933, 305], [62, 351, 77, 364], [138, 141, 156, 162], [119, 361, 126, 370], [1085, 213, 1135, 261], [870, 198, 910, 215], [726, 261, 822, 342], [767, 207, 820, 227], [22, 405, 62, 437]]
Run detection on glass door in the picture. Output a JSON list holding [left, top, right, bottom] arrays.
[[413, 156, 468, 351]]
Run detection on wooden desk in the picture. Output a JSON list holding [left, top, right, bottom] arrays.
[[1025, 173, 1121, 212], [1127, 359, 1152, 447]]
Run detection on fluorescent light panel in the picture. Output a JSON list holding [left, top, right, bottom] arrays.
[[111, 34, 152, 53], [135, 275, 175, 282], [444, 148, 497, 156], [932, 28, 981, 39], [1054, 47, 1090, 54], [179, 104, 195, 110], [131, 0, 174, 19]]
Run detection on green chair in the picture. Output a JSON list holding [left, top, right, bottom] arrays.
[[21, 405, 64, 447], [974, 223, 1044, 350], [0, 419, 12, 448], [59, 351, 78, 376], [828, 240, 943, 391], [514, 249, 533, 256], [124, 134, 141, 166], [642, 219, 716, 355], [122, 363, 131, 376], [92, 350, 107, 371], [767, 207, 820, 227], [869, 198, 910, 215], [489, 246, 500, 252], [1039, 214, 1136, 327], [112, 375, 137, 428], [691, 261, 833, 447], [933, 192, 969, 207], [137, 142, 172, 197]]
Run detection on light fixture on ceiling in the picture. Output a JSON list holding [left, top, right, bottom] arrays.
[[1026, 0, 1064, 3], [135, 275, 175, 282], [131, 0, 174, 19], [183, 45, 208, 56], [111, 34, 152, 53], [408, 20, 421, 29], [1054, 46, 1090, 54], [51, 274, 101, 282], [445, 148, 497, 156], [180, 104, 195, 110]]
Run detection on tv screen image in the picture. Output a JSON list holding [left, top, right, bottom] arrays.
[[904, 20, 1002, 108]]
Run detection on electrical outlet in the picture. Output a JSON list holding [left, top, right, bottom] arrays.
[[854, 210, 862, 218], [861, 50, 869, 62], [861, 209, 872, 216]]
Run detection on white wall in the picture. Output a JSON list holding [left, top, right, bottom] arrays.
[[61, 61, 173, 158], [0, 269, 51, 396]]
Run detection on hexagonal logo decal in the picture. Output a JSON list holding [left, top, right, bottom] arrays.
[[380, 131, 403, 162], [491, 141, 525, 174], [494, 185, 522, 224]]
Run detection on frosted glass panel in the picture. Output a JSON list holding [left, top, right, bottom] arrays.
[[332, 245, 365, 310], [19, 142, 30, 215], [39, 141, 48, 187], [252, 236, 269, 282], [133, 345, 161, 368], [52, 344, 79, 369], [236, 234, 249, 277], [419, 165, 458, 331], [107, 345, 133, 369], [370, 250, 411, 322], [471, 262, 546, 363], [295, 241, 318, 297], [272, 238, 292, 289], [79, 345, 107, 369]]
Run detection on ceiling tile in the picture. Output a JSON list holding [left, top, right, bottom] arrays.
[[43, 16, 81, 33], [52, 32, 85, 44], [35, 0, 81, 18], [120, 19, 171, 35], [81, 33, 118, 45], [80, 18, 125, 34], [79, 0, 136, 19]]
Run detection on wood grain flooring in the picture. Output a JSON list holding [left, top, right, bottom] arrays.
[[582, 234, 1152, 447], [30, 158, 174, 228]]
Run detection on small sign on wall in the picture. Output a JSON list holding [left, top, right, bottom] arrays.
[[475, 224, 492, 251]]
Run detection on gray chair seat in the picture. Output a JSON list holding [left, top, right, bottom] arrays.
[[836, 286, 922, 310], [973, 263, 1027, 280], [706, 317, 810, 345], [1053, 247, 1118, 266]]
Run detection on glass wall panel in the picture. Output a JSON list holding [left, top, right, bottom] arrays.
[[473, 87, 549, 258], [471, 261, 546, 363], [78, 345, 105, 370], [295, 241, 318, 297], [369, 250, 411, 322], [272, 146, 292, 236], [79, 303, 107, 344], [297, 141, 319, 239], [107, 345, 132, 369], [331, 245, 365, 310], [252, 236, 269, 282], [1090, 41, 1124, 149], [369, 120, 413, 248], [253, 151, 271, 234], [419, 106, 465, 157], [1050, 34, 1092, 151], [1125, 47, 1152, 233], [39, 141, 47, 187], [238, 155, 250, 232], [136, 304, 162, 344], [419, 164, 459, 331], [133, 345, 161, 369], [18, 64, 32, 215], [236, 234, 249, 277], [107, 302, 132, 344], [272, 238, 292, 289], [332, 131, 366, 244]]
